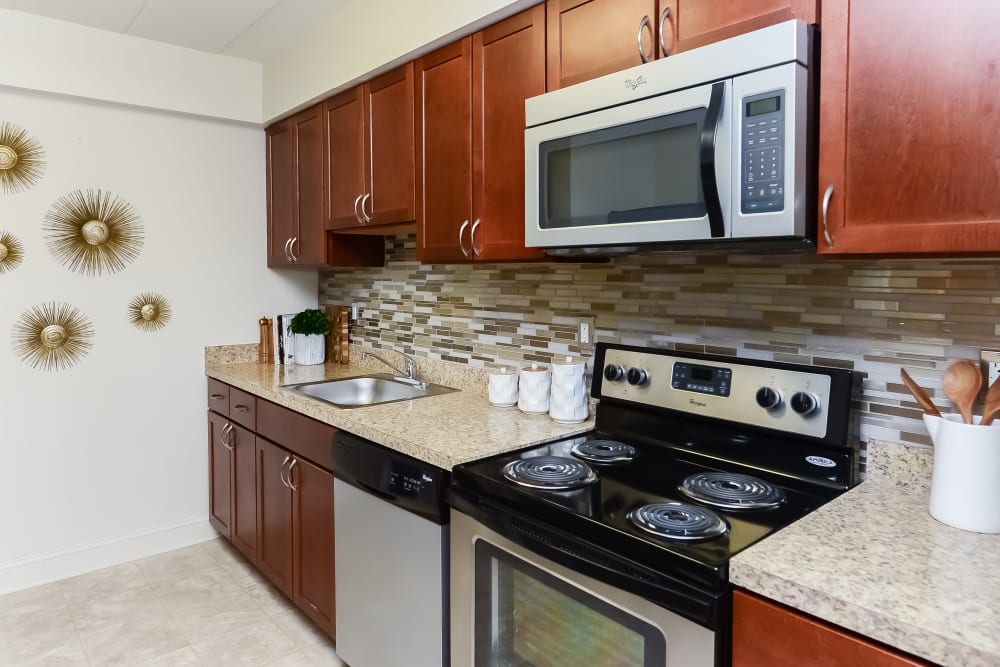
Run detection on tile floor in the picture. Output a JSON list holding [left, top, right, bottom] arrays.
[[0, 539, 346, 666]]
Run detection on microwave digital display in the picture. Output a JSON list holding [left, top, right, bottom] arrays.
[[746, 96, 781, 117]]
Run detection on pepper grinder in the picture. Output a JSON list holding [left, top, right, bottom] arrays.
[[258, 317, 274, 364]]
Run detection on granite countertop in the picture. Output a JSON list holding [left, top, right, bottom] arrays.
[[204, 345, 595, 470], [730, 441, 1000, 667]]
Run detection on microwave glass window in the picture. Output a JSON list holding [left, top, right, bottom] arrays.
[[539, 108, 707, 230], [746, 96, 780, 117], [473, 540, 666, 667]]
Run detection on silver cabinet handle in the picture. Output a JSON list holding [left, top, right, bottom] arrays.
[[360, 193, 372, 223], [659, 7, 673, 57], [289, 237, 299, 263], [458, 220, 471, 257], [280, 455, 291, 488], [353, 194, 364, 223], [821, 184, 835, 248], [287, 458, 298, 491], [637, 15, 652, 64], [283, 237, 293, 262], [220, 423, 234, 451], [470, 219, 481, 256]]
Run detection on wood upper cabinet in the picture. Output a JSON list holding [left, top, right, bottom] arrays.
[[326, 64, 416, 232], [417, 6, 546, 263], [291, 456, 336, 636], [256, 437, 294, 596], [207, 411, 232, 538], [546, 0, 817, 91], [266, 120, 295, 266], [818, 0, 1000, 254], [733, 590, 931, 666]]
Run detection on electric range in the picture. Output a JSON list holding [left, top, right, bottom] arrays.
[[449, 342, 858, 667]]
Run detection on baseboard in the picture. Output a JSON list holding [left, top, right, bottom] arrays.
[[0, 517, 218, 595]]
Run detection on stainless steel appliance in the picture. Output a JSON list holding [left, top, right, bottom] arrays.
[[450, 342, 857, 666], [524, 20, 814, 253], [333, 432, 449, 667]]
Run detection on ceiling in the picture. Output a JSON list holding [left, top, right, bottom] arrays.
[[0, 0, 350, 62]]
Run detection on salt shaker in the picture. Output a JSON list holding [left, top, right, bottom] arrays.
[[518, 363, 551, 414]]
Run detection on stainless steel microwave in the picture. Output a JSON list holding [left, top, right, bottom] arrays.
[[524, 20, 813, 253]]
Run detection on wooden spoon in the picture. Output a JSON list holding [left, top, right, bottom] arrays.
[[980, 376, 1000, 426], [942, 360, 982, 425], [900, 368, 941, 417]]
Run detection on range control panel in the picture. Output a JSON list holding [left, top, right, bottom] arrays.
[[599, 346, 833, 439], [740, 89, 786, 214]]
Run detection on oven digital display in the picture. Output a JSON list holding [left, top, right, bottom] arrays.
[[671, 362, 732, 397]]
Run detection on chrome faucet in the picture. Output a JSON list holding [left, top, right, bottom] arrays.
[[363, 349, 425, 389]]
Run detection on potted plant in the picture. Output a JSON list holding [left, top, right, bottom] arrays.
[[289, 308, 331, 365]]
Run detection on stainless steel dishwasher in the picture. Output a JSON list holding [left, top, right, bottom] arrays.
[[332, 431, 449, 667]]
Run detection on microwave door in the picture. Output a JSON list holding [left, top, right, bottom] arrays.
[[525, 81, 732, 249]]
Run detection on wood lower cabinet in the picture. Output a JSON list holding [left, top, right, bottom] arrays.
[[733, 590, 931, 666], [416, 6, 546, 263], [207, 379, 337, 639], [818, 0, 1000, 254]]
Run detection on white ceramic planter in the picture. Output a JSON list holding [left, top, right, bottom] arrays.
[[292, 333, 326, 366]]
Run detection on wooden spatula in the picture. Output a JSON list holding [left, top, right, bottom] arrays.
[[900, 368, 941, 417]]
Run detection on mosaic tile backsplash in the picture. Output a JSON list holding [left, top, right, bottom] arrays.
[[321, 235, 1000, 449]]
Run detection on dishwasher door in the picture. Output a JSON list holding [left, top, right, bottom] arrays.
[[334, 477, 448, 667]]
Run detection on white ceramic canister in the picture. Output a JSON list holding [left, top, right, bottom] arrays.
[[518, 363, 551, 415], [923, 413, 1000, 533], [488, 365, 519, 407], [549, 355, 589, 424]]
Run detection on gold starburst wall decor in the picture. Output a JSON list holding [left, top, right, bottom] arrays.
[[43, 189, 144, 276], [0, 230, 25, 274], [0, 122, 46, 193], [128, 292, 172, 332], [12, 302, 95, 371]]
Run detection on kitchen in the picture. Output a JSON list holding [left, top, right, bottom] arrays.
[[1, 0, 999, 666]]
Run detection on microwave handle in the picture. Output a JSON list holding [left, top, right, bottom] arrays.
[[699, 81, 726, 238]]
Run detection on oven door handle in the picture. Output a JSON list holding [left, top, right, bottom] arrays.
[[699, 81, 726, 238]]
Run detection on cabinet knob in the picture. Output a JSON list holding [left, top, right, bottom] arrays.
[[821, 185, 835, 248], [637, 15, 653, 64], [458, 220, 471, 257], [289, 237, 299, 263], [360, 193, 372, 223], [353, 194, 364, 223], [659, 7, 673, 57], [283, 237, 293, 263], [210, 393, 225, 400], [470, 219, 481, 256]]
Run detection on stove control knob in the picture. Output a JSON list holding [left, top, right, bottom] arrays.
[[626, 368, 649, 386], [603, 364, 626, 382], [755, 386, 782, 410], [790, 391, 819, 416]]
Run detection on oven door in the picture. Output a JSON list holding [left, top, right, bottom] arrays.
[[451, 509, 715, 667], [524, 80, 732, 250]]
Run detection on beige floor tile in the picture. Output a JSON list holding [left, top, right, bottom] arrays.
[[132, 544, 217, 583], [0, 637, 91, 667], [263, 651, 328, 667], [74, 609, 188, 666], [148, 564, 245, 600], [189, 618, 297, 666], [199, 539, 259, 585], [0, 606, 82, 666], [161, 587, 268, 645], [58, 563, 148, 609], [0, 582, 69, 618], [68, 585, 165, 624], [242, 581, 296, 618], [271, 610, 340, 662], [142, 647, 203, 666]]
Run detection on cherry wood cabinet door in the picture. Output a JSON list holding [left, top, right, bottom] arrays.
[[818, 0, 1000, 254], [658, 0, 816, 55], [228, 423, 257, 563], [733, 590, 931, 666], [256, 438, 293, 596], [546, 0, 658, 90], [416, 39, 474, 263], [266, 120, 295, 267], [325, 87, 367, 231], [207, 411, 232, 538], [290, 105, 327, 266], [290, 457, 336, 638], [472, 6, 547, 262], [367, 63, 416, 226]]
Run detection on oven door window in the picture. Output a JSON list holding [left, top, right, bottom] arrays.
[[474, 539, 666, 667], [539, 108, 706, 230]]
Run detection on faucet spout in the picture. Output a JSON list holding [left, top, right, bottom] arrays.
[[363, 349, 424, 388]]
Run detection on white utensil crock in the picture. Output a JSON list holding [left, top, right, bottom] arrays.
[[518, 363, 551, 414], [923, 413, 1000, 533], [292, 333, 325, 365], [488, 366, 519, 407], [549, 356, 589, 424]]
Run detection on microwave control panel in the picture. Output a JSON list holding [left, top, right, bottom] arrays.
[[740, 89, 786, 214]]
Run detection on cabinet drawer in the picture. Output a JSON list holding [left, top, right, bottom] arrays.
[[207, 378, 231, 416], [257, 399, 336, 472], [229, 387, 257, 430]]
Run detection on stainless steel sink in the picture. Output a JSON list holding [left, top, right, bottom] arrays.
[[286, 374, 457, 409]]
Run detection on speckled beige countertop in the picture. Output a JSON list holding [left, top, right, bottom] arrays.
[[730, 440, 1000, 667], [204, 344, 595, 470]]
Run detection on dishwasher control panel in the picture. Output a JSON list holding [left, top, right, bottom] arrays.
[[387, 460, 440, 502]]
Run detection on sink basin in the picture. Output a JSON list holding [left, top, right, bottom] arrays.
[[287, 374, 457, 409]]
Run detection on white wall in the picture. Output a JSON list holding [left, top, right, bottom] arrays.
[[0, 88, 317, 594], [0, 9, 262, 123], [262, 0, 536, 122]]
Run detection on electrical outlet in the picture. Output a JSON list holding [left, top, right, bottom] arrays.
[[982, 350, 1000, 387], [351, 304, 360, 320], [578, 317, 596, 345]]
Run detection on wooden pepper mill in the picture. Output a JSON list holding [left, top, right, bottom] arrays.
[[258, 317, 274, 364]]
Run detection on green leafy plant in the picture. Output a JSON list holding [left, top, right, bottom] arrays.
[[289, 308, 331, 336]]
